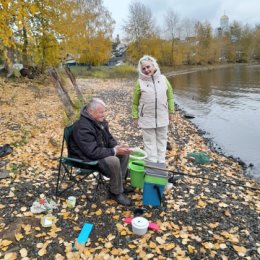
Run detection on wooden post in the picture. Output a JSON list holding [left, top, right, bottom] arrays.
[[48, 67, 74, 119], [64, 66, 85, 102]]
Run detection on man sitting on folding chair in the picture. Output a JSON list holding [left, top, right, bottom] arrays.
[[69, 98, 133, 206]]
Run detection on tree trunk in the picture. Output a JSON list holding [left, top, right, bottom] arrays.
[[64, 66, 85, 102], [22, 25, 29, 66], [48, 68, 74, 119]]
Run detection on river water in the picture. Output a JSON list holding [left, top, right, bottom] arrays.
[[169, 64, 260, 182]]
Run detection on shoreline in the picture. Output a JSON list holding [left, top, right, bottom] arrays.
[[174, 104, 258, 183], [164, 63, 236, 78], [164, 63, 259, 183]]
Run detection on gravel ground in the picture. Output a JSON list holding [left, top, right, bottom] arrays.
[[0, 78, 259, 260]]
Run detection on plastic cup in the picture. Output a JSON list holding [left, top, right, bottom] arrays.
[[66, 196, 76, 208]]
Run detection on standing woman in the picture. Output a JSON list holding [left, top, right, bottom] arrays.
[[132, 55, 175, 163]]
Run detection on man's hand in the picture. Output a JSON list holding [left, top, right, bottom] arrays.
[[114, 145, 133, 156]]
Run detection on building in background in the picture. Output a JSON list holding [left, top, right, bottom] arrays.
[[216, 12, 229, 36], [220, 13, 229, 31]]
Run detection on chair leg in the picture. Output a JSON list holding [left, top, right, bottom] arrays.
[[56, 164, 80, 196], [56, 163, 108, 201], [56, 159, 64, 196]]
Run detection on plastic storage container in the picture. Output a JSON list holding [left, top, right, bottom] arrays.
[[143, 162, 168, 206], [131, 217, 149, 235]]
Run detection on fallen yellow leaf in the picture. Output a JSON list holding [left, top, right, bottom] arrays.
[[36, 242, 44, 248], [120, 230, 127, 236], [111, 248, 119, 255], [22, 224, 31, 234], [149, 241, 157, 249], [112, 215, 119, 220], [164, 243, 175, 250], [146, 253, 154, 259], [3, 252, 17, 260], [208, 222, 219, 229], [15, 233, 24, 241], [188, 245, 195, 253], [20, 248, 28, 257], [202, 242, 214, 249], [95, 209, 102, 216], [233, 245, 247, 256], [38, 248, 47, 256], [197, 200, 206, 207], [224, 210, 231, 217], [219, 202, 228, 208], [73, 226, 81, 231], [156, 237, 165, 245], [1, 240, 12, 247], [104, 242, 113, 249], [55, 253, 65, 260]]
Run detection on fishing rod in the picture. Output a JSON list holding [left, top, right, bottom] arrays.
[[132, 162, 260, 191]]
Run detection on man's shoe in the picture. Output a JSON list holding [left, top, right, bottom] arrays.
[[109, 192, 131, 206], [0, 144, 13, 158], [124, 186, 135, 194]]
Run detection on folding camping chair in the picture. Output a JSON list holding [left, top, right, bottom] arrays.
[[56, 124, 106, 199]]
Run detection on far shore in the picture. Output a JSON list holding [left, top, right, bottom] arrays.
[[164, 63, 236, 78]]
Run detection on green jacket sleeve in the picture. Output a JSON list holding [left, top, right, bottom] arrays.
[[166, 78, 175, 113], [132, 81, 141, 119]]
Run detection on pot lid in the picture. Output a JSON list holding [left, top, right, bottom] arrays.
[[132, 217, 149, 228]]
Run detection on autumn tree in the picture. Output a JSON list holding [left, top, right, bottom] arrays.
[[61, 0, 114, 66], [239, 25, 254, 62], [164, 10, 180, 65], [252, 25, 260, 61], [194, 21, 213, 64], [0, 0, 114, 72], [123, 1, 158, 63], [12, 0, 38, 66], [0, 0, 17, 72], [181, 18, 196, 65]]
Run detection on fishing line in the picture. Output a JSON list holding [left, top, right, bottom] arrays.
[[132, 162, 260, 191]]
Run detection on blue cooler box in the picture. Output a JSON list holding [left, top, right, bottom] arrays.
[[142, 162, 168, 206]]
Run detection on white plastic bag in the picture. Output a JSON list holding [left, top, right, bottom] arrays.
[[30, 198, 58, 213]]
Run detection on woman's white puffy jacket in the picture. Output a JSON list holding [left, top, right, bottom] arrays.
[[132, 69, 174, 129]]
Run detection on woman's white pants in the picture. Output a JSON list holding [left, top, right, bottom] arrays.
[[142, 126, 168, 163]]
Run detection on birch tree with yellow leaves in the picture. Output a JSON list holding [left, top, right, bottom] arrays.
[[123, 1, 160, 64], [60, 0, 114, 66], [0, 0, 16, 72], [0, 0, 114, 72]]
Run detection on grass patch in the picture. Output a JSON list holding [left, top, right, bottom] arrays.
[[64, 64, 137, 79]]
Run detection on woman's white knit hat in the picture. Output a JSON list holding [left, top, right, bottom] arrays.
[[137, 55, 160, 75]]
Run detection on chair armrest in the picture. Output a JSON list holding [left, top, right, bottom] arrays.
[[61, 157, 98, 166]]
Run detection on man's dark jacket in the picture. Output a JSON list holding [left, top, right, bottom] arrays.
[[69, 106, 117, 161]]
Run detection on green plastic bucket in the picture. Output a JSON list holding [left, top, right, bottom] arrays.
[[128, 148, 147, 164], [128, 161, 145, 188]]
